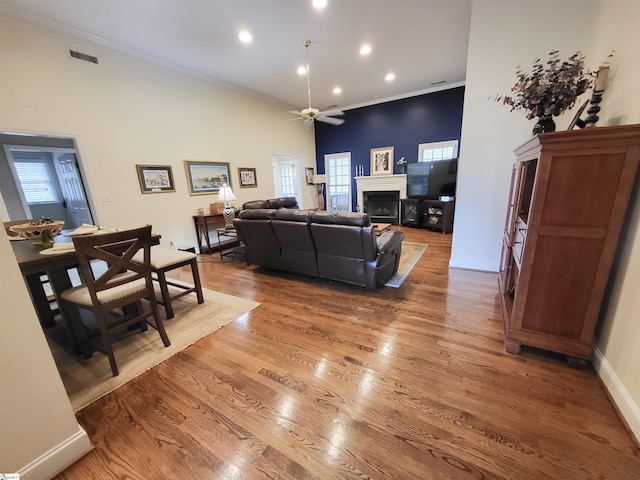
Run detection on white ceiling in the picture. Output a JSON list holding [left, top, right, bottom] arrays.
[[0, 0, 472, 111]]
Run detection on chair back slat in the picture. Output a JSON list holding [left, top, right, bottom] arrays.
[[71, 226, 153, 304]]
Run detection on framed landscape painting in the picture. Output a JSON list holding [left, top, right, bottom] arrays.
[[238, 167, 258, 188], [135, 164, 175, 193], [370, 146, 394, 175], [183, 160, 231, 195]]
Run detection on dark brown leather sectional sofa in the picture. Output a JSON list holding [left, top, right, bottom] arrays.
[[233, 208, 404, 289]]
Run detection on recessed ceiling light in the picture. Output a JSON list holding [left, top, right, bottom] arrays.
[[333, 87, 342, 95], [385, 72, 396, 82], [297, 66, 307, 75], [360, 44, 372, 56], [238, 30, 252, 44], [312, 0, 328, 9]]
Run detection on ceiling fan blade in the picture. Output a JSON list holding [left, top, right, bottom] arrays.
[[318, 109, 344, 117], [317, 116, 345, 126], [289, 110, 303, 115]]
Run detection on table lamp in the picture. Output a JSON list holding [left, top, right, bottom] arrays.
[[217, 183, 237, 228]]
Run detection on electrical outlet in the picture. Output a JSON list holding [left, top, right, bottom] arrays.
[[99, 193, 112, 202]]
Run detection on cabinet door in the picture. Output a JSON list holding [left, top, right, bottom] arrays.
[[504, 163, 521, 244], [401, 199, 420, 225], [423, 202, 444, 228]]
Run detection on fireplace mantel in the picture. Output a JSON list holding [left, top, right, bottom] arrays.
[[355, 174, 407, 211]]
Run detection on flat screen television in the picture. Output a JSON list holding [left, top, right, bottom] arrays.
[[406, 158, 457, 199]]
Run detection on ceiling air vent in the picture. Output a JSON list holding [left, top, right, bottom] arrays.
[[68, 49, 99, 65]]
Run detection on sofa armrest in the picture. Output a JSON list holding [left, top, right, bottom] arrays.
[[376, 231, 404, 254]]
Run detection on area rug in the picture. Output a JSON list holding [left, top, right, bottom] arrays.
[[385, 242, 428, 288], [46, 285, 260, 411]]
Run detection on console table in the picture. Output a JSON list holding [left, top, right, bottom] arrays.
[[192, 213, 224, 253]]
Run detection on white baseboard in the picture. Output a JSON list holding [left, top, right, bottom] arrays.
[[448, 255, 498, 272], [592, 346, 640, 443], [19, 424, 93, 480]]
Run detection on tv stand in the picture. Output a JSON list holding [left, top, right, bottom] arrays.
[[400, 198, 454, 234]]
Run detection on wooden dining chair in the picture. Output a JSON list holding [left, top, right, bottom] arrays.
[[60, 225, 170, 376], [132, 246, 204, 319]]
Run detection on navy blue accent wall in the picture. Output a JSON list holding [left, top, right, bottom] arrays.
[[314, 86, 464, 210]]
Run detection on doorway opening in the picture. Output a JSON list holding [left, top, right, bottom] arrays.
[[272, 155, 303, 206], [0, 132, 94, 228]]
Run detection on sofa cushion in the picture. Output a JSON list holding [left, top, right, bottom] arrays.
[[233, 212, 282, 269], [267, 197, 299, 209], [272, 211, 317, 276], [310, 211, 371, 227], [242, 200, 269, 210], [238, 208, 277, 220], [275, 209, 312, 222]]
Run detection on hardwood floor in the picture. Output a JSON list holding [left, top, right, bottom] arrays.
[[55, 227, 640, 479]]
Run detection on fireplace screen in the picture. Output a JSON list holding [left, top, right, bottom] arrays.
[[363, 191, 400, 224]]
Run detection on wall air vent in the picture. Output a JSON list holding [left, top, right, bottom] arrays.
[[68, 49, 99, 64]]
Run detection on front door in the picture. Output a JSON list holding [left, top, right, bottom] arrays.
[[55, 152, 93, 228]]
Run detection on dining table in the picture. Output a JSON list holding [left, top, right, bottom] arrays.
[[11, 228, 160, 352]]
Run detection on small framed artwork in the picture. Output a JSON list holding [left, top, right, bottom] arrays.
[[183, 160, 231, 195], [135, 164, 175, 194], [370, 146, 394, 175], [238, 167, 258, 188], [305, 167, 314, 185]]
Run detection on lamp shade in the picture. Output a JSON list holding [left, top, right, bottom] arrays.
[[216, 184, 237, 202], [313, 174, 327, 184]]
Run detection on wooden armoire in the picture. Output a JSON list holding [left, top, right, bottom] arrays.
[[498, 124, 640, 366]]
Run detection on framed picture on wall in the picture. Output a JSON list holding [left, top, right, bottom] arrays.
[[135, 164, 175, 193], [305, 167, 314, 185], [370, 146, 394, 175], [183, 160, 231, 195], [238, 167, 258, 188]]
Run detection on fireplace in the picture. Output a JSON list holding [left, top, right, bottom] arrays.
[[354, 174, 407, 225], [363, 190, 400, 224]]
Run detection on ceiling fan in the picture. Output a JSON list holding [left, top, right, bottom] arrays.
[[290, 39, 345, 128]]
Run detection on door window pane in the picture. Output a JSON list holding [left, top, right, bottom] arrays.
[[279, 165, 295, 197], [325, 153, 351, 212]]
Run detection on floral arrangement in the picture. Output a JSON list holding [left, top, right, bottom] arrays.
[[10, 217, 64, 246], [503, 50, 592, 120], [396, 157, 406, 166]]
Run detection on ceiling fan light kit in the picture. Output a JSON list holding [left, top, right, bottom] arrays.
[[290, 39, 345, 128]]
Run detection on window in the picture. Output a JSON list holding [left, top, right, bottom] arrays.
[[324, 153, 351, 212], [278, 164, 296, 197], [13, 156, 60, 204], [418, 140, 459, 163]]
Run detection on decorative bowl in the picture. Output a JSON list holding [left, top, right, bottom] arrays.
[[9, 220, 65, 245]]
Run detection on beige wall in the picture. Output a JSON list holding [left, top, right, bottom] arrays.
[[456, 0, 639, 440], [0, 12, 317, 249], [590, 0, 640, 436]]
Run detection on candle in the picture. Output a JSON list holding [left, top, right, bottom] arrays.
[[594, 66, 609, 92]]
